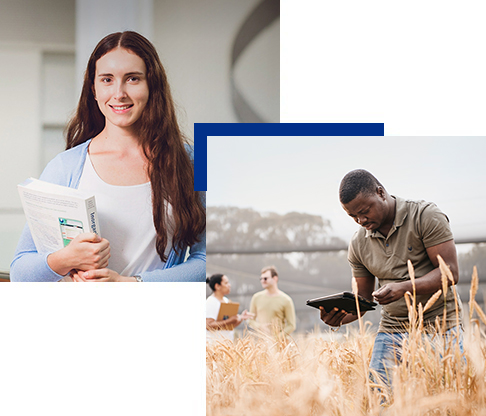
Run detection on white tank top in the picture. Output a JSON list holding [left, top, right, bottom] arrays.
[[78, 153, 170, 276]]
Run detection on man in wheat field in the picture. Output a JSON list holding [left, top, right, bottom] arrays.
[[249, 266, 296, 336], [320, 169, 464, 386]]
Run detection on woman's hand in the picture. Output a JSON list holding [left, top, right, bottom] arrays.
[[48, 233, 110, 276], [225, 314, 242, 326], [71, 268, 136, 282]]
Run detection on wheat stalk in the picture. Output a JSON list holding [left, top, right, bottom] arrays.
[[438, 254, 455, 284], [351, 277, 363, 335], [423, 289, 442, 313], [407, 259, 417, 311], [437, 255, 461, 332], [470, 265, 479, 322], [473, 300, 486, 326], [438, 255, 449, 298]]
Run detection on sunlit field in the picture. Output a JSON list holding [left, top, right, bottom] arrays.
[[207, 263, 486, 415]]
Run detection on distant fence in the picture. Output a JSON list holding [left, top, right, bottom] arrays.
[[208, 245, 348, 255], [207, 238, 486, 255]]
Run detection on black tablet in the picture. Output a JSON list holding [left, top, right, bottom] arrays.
[[306, 292, 377, 314]]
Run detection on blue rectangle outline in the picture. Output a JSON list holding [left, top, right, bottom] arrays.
[[194, 123, 385, 191]]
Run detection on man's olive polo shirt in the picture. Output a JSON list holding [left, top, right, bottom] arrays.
[[348, 196, 463, 333]]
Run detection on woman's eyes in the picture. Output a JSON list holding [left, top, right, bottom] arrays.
[[100, 76, 140, 83]]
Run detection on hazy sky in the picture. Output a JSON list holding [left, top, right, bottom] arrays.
[[207, 137, 486, 247]]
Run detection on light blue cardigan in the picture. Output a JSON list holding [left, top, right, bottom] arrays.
[[10, 140, 206, 282]]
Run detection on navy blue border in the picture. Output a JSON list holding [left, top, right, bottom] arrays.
[[194, 123, 384, 191]]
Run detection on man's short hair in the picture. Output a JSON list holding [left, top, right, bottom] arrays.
[[261, 265, 278, 277], [339, 169, 384, 204]]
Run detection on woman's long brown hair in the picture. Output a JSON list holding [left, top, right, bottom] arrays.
[[66, 31, 205, 261]]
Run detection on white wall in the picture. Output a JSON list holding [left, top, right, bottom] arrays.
[[153, 0, 279, 136], [234, 17, 279, 123], [0, 0, 76, 271], [0, 0, 75, 44]]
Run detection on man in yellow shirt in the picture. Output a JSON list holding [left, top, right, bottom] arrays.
[[249, 266, 296, 336]]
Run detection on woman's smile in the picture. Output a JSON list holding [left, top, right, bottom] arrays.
[[109, 104, 134, 113]]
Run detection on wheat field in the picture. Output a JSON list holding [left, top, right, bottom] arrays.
[[207, 264, 486, 415]]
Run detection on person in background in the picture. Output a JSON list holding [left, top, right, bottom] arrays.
[[249, 266, 296, 336], [320, 169, 463, 387], [206, 274, 253, 342]]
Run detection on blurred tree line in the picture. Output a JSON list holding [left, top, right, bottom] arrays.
[[207, 206, 486, 334], [207, 206, 346, 252]]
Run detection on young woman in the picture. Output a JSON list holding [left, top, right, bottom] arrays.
[[206, 274, 253, 341], [10, 31, 205, 282]]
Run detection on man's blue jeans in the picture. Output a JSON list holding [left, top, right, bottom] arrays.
[[369, 327, 464, 387]]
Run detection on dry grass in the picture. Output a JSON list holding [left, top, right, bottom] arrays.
[[207, 265, 486, 415]]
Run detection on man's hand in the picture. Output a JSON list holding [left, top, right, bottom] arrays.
[[372, 281, 408, 305], [319, 307, 348, 327], [240, 310, 255, 320]]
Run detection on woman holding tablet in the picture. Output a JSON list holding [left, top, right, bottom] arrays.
[[11, 31, 205, 282]]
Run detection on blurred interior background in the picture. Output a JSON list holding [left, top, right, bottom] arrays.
[[0, 0, 279, 276]]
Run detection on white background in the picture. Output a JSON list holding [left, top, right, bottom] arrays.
[[281, 0, 486, 135], [0, 284, 205, 416]]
